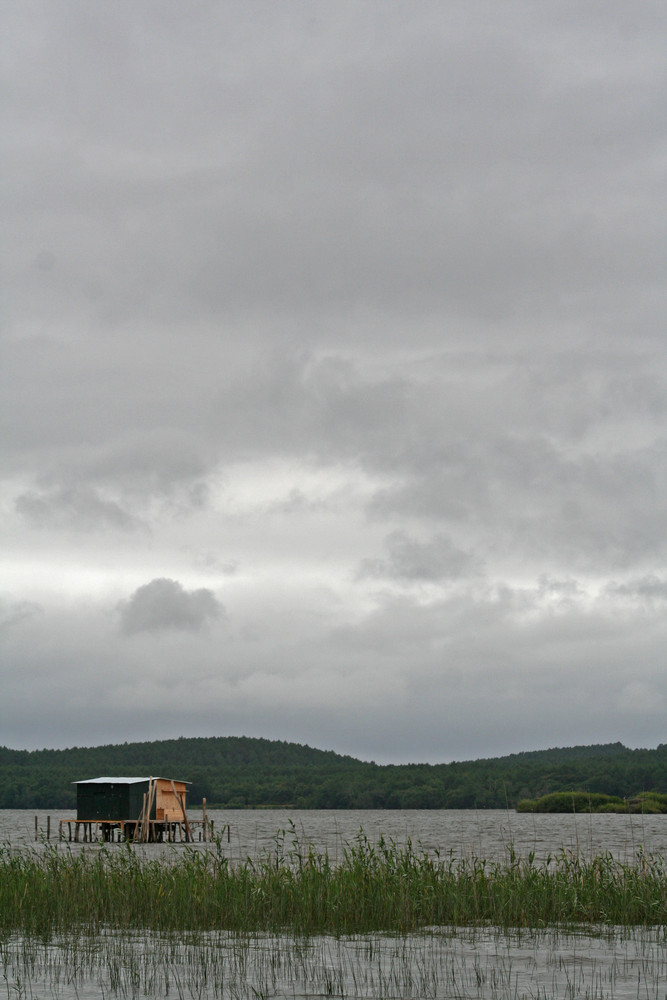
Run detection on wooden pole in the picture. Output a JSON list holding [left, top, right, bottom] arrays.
[[137, 792, 147, 842], [170, 780, 192, 842], [47, 816, 51, 840], [143, 778, 157, 842], [202, 798, 207, 842], [145, 779, 152, 843], [34, 816, 38, 841]]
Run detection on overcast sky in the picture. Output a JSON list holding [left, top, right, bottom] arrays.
[[2, 1, 666, 763]]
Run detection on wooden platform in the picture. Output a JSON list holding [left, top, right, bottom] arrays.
[[58, 818, 219, 844]]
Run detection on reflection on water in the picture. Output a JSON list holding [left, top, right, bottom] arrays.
[[4, 807, 666, 862], [2, 926, 666, 1000]]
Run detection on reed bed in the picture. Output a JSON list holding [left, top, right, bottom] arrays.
[[1, 830, 665, 936], [2, 925, 667, 1000]]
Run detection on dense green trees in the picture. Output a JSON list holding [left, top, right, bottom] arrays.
[[0, 738, 664, 811]]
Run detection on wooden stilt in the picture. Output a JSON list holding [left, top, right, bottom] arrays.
[[56, 815, 216, 844], [170, 780, 192, 842]]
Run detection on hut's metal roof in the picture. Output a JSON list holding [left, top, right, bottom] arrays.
[[74, 776, 190, 784]]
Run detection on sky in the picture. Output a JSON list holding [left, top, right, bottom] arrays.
[[1, 1, 666, 764]]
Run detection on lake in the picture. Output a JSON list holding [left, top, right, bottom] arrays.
[[7, 806, 667, 863], [2, 809, 665, 999]]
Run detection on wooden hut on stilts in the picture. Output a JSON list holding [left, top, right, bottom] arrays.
[[61, 776, 197, 843]]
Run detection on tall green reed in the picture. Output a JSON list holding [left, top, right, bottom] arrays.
[[1, 832, 664, 937]]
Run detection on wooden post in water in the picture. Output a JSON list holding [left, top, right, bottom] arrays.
[[34, 816, 38, 841], [47, 816, 51, 840], [170, 780, 192, 842], [137, 791, 148, 843], [202, 798, 207, 842], [143, 778, 157, 843]]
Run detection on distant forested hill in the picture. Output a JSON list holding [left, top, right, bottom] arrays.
[[0, 737, 664, 810]]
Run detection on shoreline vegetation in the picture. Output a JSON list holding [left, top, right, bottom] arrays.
[[1, 831, 665, 935], [517, 791, 667, 814], [1, 738, 665, 810]]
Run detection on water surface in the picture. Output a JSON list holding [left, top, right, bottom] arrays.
[[7, 807, 666, 863], [2, 810, 665, 999], [2, 926, 665, 999]]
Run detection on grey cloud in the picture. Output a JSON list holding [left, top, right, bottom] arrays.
[[604, 575, 667, 603], [15, 486, 146, 533], [213, 351, 410, 463], [118, 578, 224, 635], [212, 345, 667, 485], [359, 530, 483, 583], [535, 576, 583, 607], [0, 600, 43, 632], [1, 333, 213, 484], [267, 489, 331, 516], [1, 571, 665, 759], [4, 2, 664, 341], [77, 432, 209, 497], [2, 1, 667, 760], [369, 435, 667, 572], [192, 552, 239, 575]]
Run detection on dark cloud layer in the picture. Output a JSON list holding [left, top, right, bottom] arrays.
[[1, 1, 665, 758], [16, 486, 146, 533]]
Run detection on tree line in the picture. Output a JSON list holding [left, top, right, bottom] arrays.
[[0, 737, 664, 811]]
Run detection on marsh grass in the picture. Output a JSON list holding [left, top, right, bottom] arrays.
[[1, 827, 665, 936], [2, 926, 666, 1000]]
